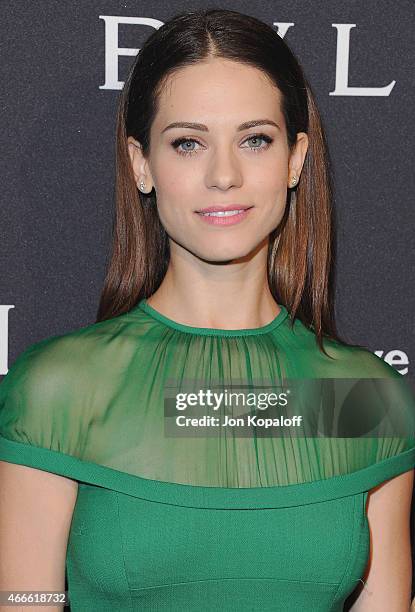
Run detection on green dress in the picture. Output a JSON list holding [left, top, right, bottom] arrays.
[[1, 298, 414, 611]]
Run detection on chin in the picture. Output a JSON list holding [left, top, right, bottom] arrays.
[[195, 244, 257, 264]]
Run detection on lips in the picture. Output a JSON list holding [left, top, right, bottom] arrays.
[[195, 206, 253, 226], [196, 204, 253, 213]]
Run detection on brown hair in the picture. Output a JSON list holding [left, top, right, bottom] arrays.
[[96, 8, 361, 356]]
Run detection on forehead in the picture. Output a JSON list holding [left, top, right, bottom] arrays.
[[153, 58, 282, 129]]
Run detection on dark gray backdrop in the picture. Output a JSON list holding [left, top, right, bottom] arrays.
[[1, 0, 414, 601]]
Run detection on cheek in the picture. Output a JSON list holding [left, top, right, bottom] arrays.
[[153, 155, 197, 198], [152, 161, 200, 224], [152, 182, 194, 236], [252, 153, 288, 190]]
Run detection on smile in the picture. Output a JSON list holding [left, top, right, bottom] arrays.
[[199, 209, 245, 217], [196, 207, 253, 226]]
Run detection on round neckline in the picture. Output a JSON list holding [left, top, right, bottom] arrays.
[[136, 298, 289, 337]]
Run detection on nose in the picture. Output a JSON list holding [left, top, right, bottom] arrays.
[[205, 143, 243, 191]]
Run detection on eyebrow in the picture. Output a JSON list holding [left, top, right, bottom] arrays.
[[161, 119, 280, 134]]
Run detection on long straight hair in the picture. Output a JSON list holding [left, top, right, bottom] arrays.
[[96, 8, 361, 356]]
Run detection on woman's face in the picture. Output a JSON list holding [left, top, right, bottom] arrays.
[[128, 57, 308, 263]]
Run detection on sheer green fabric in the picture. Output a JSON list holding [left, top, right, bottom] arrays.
[[1, 299, 415, 611], [0, 299, 414, 489]]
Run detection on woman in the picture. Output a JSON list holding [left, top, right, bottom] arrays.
[[0, 8, 414, 611]]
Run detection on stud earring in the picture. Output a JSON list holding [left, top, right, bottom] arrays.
[[290, 175, 298, 187], [138, 180, 146, 192]]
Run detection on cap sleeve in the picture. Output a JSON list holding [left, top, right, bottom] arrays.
[[322, 346, 415, 485], [0, 333, 91, 474]]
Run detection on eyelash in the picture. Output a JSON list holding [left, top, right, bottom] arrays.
[[171, 133, 274, 157]]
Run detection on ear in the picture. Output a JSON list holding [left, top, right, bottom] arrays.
[[287, 132, 309, 187], [127, 136, 154, 193]]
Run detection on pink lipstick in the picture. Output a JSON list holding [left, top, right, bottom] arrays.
[[195, 204, 253, 226]]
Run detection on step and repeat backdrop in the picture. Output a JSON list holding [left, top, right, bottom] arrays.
[[1, 0, 414, 600]]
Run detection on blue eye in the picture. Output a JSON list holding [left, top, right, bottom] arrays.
[[171, 133, 273, 157], [243, 134, 273, 151], [173, 138, 200, 156]]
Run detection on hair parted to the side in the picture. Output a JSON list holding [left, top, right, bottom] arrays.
[[96, 8, 362, 356]]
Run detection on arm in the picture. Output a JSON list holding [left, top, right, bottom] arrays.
[[0, 461, 78, 612], [349, 469, 414, 611]]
